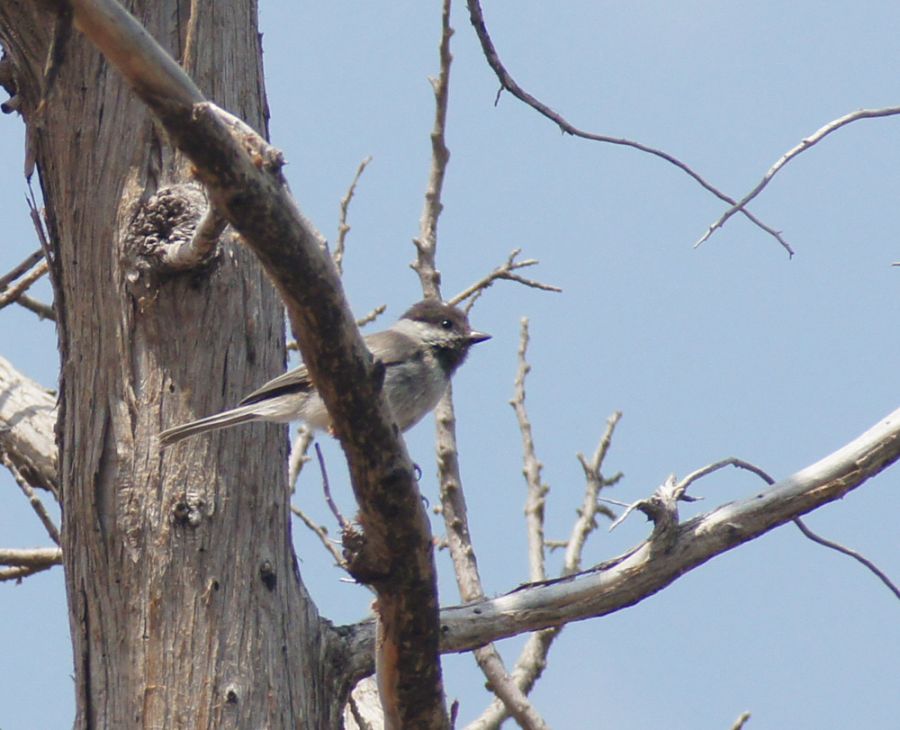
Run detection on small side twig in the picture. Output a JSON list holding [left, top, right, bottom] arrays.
[[288, 426, 315, 490], [158, 204, 227, 269], [794, 517, 900, 601], [355, 304, 387, 329], [334, 156, 372, 276], [2, 451, 60, 545], [315, 442, 350, 530], [609, 458, 775, 533], [450, 249, 561, 310], [564, 412, 623, 575], [290, 504, 349, 571], [731, 711, 752, 730]]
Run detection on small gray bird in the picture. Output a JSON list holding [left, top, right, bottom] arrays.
[[159, 299, 490, 446]]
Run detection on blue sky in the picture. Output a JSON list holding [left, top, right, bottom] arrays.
[[1, 2, 898, 727]]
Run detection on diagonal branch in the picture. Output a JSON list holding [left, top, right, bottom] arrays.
[[0, 259, 48, 311], [344, 404, 900, 672]]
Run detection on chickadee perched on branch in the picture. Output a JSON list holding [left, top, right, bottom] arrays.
[[159, 299, 490, 447]]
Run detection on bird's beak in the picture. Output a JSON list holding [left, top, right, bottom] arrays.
[[467, 330, 491, 344]]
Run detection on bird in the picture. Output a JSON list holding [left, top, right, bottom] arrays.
[[159, 299, 490, 447]]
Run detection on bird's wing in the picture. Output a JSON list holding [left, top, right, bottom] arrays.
[[363, 329, 424, 367], [238, 330, 423, 406], [239, 363, 313, 405]]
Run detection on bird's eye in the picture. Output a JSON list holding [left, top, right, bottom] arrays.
[[440, 319, 453, 330]]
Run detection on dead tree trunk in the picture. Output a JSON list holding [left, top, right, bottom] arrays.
[[0, 1, 350, 726]]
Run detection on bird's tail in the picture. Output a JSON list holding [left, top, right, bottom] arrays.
[[159, 404, 265, 448]]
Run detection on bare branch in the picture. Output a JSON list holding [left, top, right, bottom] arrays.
[[794, 517, 900, 601], [410, 0, 454, 299], [334, 156, 373, 276], [0, 564, 54, 581], [288, 426, 315, 491], [678, 458, 775, 492], [157, 203, 227, 270], [344, 405, 900, 667], [0, 248, 44, 290], [12, 293, 55, 321], [610, 458, 773, 533], [0, 547, 62, 577], [697, 107, 900, 248], [449, 250, 560, 309], [290, 504, 349, 572], [464, 0, 791, 255], [0, 355, 58, 495], [509, 318, 548, 583], [25, 186, 61, 319], [2, 451, 60, 544], [356, 304, 387, 329], [731, 711, 752, 730], [565, 412, 622, 574], [0, 259, 48, 311]]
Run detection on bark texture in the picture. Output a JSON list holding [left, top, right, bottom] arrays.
[[0, 1, 348, 726]]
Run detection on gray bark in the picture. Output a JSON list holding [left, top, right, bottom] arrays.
[[0, 1, 350, 726]]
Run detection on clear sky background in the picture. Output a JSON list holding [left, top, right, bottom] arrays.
[[1, 2, 898, 728]]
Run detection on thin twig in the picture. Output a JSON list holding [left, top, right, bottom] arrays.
[[315, 442, 349, 530], [0, 249, 44, 290], [355, 304, 386, 329], [610, 458, 775, 533], [288, 426, 315, 490], [509, 318, 548, 583], [697, 107, 900, 249], [565, 412, 622, 575], [2, 452, 60, 545], [678, 457, 775, 492], [410, 0, 454, 299], [794, 517, 900, 601], [334, 156, 372, 276], [731, 711, 752, 730], [26, 184, 63, 323], [0, 259, 48, 311], [464, 0, 791, 255], [289, 503, 348, 570], [450, 249, 561, 309]]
